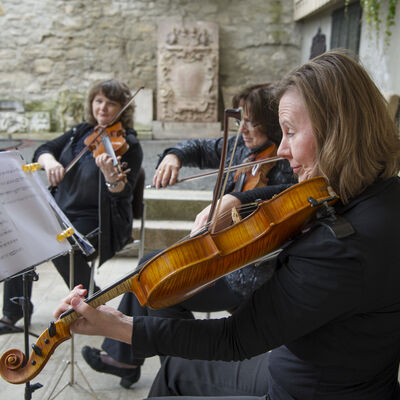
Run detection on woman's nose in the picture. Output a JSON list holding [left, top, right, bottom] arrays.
[[239, 123, 248, 133], [277, 139, 289, 158]]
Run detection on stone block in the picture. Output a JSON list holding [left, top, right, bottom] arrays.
[[28, 112, 51, 132], [0, 111, 50, 133], [157, 20, 219, 123], [133, 87, 153, 129], [0, 112, 28, 133], [152, 120, 221, 139]]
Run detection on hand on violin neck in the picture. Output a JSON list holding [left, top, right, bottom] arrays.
[[54, 285, 133, 343], [53, 284, 87, 320], [38, 153, 65, 186]]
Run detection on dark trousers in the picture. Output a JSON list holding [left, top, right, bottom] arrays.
[[147, 353, 271, 399], [102, 276, 242, 366]]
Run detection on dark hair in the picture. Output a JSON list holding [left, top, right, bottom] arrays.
[[275, 49, 400, 203], [232, 83, 281, 146], [84, 79, 134, 128]]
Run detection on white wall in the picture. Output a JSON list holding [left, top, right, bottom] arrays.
[[297, 1, 400, 96], [359, 5, 400, 96], [298, 10, 332, 63]]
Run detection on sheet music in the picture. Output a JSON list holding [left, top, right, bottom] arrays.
[[0, 150, 72, 281], [31, 172, 95, 257]]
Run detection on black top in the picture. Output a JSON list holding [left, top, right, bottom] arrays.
[[33, 122, 143, 264], [132, 178, 400, 400]]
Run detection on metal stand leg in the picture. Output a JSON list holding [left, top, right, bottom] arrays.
[[46, 248, 98, 400]]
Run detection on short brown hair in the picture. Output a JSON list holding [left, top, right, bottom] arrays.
[[232, 83, 282, 146], [276, 49, 400, 203], [85, 79, 134, 129]]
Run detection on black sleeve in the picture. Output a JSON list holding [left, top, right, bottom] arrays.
[[32, 126, 80, 162], [156, 137, 224, 170]]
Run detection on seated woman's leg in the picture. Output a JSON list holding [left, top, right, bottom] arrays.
[[148, 353, 270, 398]]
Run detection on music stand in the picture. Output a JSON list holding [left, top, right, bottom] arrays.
[[0, 151, 96, 397]]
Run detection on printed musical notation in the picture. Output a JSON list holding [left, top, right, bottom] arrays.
[[0, 151, 71, 281]]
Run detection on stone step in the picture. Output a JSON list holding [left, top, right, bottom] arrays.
[[143, 188, 213, 221], [120, 189, 214, 257], [119, 219, 193, 257]]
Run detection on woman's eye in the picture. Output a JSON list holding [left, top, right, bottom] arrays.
[[287, 131, 295, 137]]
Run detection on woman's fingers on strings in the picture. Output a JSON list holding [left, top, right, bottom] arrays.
[[53, 284, 87, 319]]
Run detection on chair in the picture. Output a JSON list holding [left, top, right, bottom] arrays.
[[131, 167, 146, 261]]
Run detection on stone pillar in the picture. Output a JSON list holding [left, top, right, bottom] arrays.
[[153, 20, 220, 139]]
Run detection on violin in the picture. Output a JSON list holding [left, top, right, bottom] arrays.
[[84, 121, 129, 159], [0, 176, 338, 384], [63, 86, 144, 177], [233, 143, 277, 192], [63, 122, 129, 180]]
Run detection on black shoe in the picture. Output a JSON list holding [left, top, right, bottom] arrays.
[[81, 346, 141, 388]]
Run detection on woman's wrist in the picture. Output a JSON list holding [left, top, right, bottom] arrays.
[[105, 180, 125, 192]]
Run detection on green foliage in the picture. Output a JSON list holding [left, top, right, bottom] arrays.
[[346, 0, 398, 45]]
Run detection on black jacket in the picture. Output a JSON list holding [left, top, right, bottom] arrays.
[[133, 177, 400, 399], [33, 122, 143, 265], [159, 135, 296, 194]]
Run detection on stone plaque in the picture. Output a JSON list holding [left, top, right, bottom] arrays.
[[157, 20, 219, 124]]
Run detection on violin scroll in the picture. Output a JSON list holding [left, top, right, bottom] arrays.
[[0, 319, 71, 384]]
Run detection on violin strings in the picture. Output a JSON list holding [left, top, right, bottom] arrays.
[[182, 201, 260, 240]]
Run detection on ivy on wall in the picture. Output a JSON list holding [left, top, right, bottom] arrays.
[[346, 0, 399, 45]]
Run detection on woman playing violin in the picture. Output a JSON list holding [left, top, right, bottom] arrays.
[[153, 83, 294, 192], [0, 79, 143, 335], [56, 50, 400, 400], [79, 83, 296, 388]]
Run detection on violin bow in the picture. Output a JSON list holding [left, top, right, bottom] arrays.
[[145, 155, 284, 189], [207, 108, 242, 233]]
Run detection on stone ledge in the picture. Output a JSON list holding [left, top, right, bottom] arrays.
[[144, 188, 212, 200]]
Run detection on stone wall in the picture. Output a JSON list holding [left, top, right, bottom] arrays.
[[0, 0, 300, 136]]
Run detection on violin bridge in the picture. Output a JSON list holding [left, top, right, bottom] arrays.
[[231, 207, 242, 224]]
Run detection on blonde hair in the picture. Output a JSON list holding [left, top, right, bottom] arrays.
[[84, 79, 134, 129], [276, 49, 400, 203]]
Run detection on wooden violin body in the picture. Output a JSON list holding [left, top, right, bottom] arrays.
[[132, 176, 337, 308], [233, 143, 277, 192], [84, 121, 129, 158], [0, 177, 338, 384]]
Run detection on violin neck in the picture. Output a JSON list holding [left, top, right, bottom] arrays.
[[59, 269, 139, 325]]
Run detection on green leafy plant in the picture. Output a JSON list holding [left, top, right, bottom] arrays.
[[346, 0, 398, 45]]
